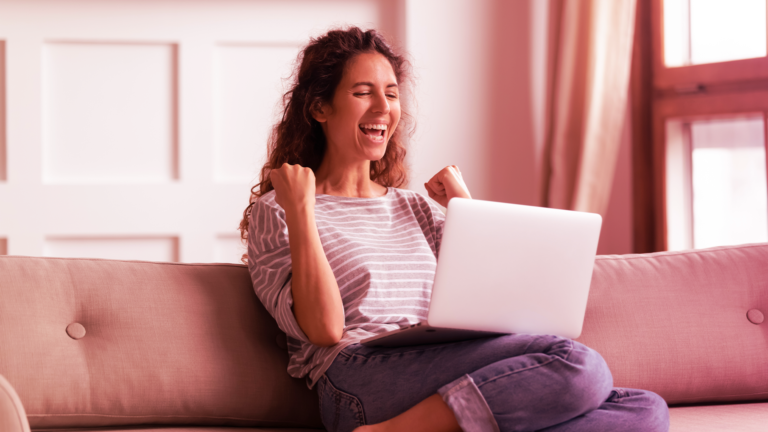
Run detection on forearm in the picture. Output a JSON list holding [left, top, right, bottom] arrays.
[[285, 206, 345, 346]]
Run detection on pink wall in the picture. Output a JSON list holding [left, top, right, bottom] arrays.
[[485, 0, 548, 207], [406, 0, 546, 205], [596, 108, 634, 255]]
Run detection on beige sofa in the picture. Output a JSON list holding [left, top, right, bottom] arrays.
[[1, 242, 767, 431]]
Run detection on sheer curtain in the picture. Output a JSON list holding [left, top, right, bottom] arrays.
[[543, 0, 637, 215]]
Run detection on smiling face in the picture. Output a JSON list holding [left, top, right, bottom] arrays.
[[313, 52, 401, 164]]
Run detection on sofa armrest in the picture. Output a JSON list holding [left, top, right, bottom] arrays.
[[0, 374, 31, 432]]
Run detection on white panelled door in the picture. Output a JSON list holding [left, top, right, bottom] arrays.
[[0, 0, 399, 263]]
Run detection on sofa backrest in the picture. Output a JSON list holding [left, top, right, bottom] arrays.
[[0, 256, 322, 429], [4, 244, 766, 426], [577, 243, 768, 405]]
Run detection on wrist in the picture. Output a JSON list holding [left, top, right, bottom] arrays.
[[283, 197, 314, 215], [447, 190, 471, 202], [284, 204, 315, 228]]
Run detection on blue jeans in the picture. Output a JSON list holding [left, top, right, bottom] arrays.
[[317, 334, 669, 432]]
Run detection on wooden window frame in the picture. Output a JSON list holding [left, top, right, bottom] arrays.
[[651, 0, 768, 88], [647, 0, 768, 251]]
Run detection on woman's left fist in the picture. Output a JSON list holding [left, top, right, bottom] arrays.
[[424, 165, 472, 208]]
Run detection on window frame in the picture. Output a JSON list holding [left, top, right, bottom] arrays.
[[650, 0, 768, 250], [651, 0, 768, 88]]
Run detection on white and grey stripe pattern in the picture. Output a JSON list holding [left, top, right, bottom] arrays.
[[247, 186, 445, 388]]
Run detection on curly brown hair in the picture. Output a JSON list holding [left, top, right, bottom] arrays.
[[238, 26, 413, 263]]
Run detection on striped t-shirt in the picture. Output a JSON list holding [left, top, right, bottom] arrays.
[[247, 186, 446, 388]]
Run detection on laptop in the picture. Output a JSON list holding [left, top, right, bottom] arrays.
[[361, 197, 602, 348]]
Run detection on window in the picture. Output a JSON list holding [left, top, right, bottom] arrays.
[[664, 0, 766, 66], [666, 115, 767, 250], [651, 0, 768, 250]]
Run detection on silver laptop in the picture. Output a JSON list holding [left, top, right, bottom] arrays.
[[361, 197, 602, 348]]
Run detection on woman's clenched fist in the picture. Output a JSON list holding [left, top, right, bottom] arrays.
[[424, 165, 472, 208], [270, 163, 316, 214]]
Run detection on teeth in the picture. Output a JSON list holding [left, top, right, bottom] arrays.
[[360, 124, 387, 130]]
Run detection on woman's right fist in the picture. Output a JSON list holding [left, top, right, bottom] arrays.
[[270, 163, 316, 214]]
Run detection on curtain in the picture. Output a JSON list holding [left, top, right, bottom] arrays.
[[543, 0, 637, 216]]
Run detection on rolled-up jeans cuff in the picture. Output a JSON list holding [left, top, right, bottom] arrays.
[[438, 374, 500, 432]]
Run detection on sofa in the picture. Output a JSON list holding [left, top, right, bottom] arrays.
[[0, 242, 766, 432]]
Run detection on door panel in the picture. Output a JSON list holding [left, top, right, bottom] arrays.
[[0, 0, 393, 263]]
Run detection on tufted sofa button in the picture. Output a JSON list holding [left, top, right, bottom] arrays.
[[747, 309, 764, 325], [66, 323, 86, 339]]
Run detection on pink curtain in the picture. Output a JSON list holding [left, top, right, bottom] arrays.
[[543, 0, 637, 215]]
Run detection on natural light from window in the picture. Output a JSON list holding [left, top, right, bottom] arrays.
[[666, 116, 768, 250], [692, 116, 767, 249], [664, 0, 767, 67]]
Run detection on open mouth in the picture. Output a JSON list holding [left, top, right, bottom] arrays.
[[359, 123, 387, 142]]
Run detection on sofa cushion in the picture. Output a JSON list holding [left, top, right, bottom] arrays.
[[669, 402, 768, 431], [0, 256, 322, 429], [576, 243, 768, 405]]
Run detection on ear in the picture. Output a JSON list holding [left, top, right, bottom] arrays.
[[310, 100, 330, 123]]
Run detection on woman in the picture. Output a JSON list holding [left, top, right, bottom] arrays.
[[240, 26, 669, 432]]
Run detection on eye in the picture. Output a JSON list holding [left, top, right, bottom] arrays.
[[354, 92, 371, 97], [387, 93, 398, 99]]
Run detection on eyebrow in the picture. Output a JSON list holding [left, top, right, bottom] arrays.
[[352, 81, 399, 88]]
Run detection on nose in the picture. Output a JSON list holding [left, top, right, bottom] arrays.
[[371, 91, 390, 115]]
